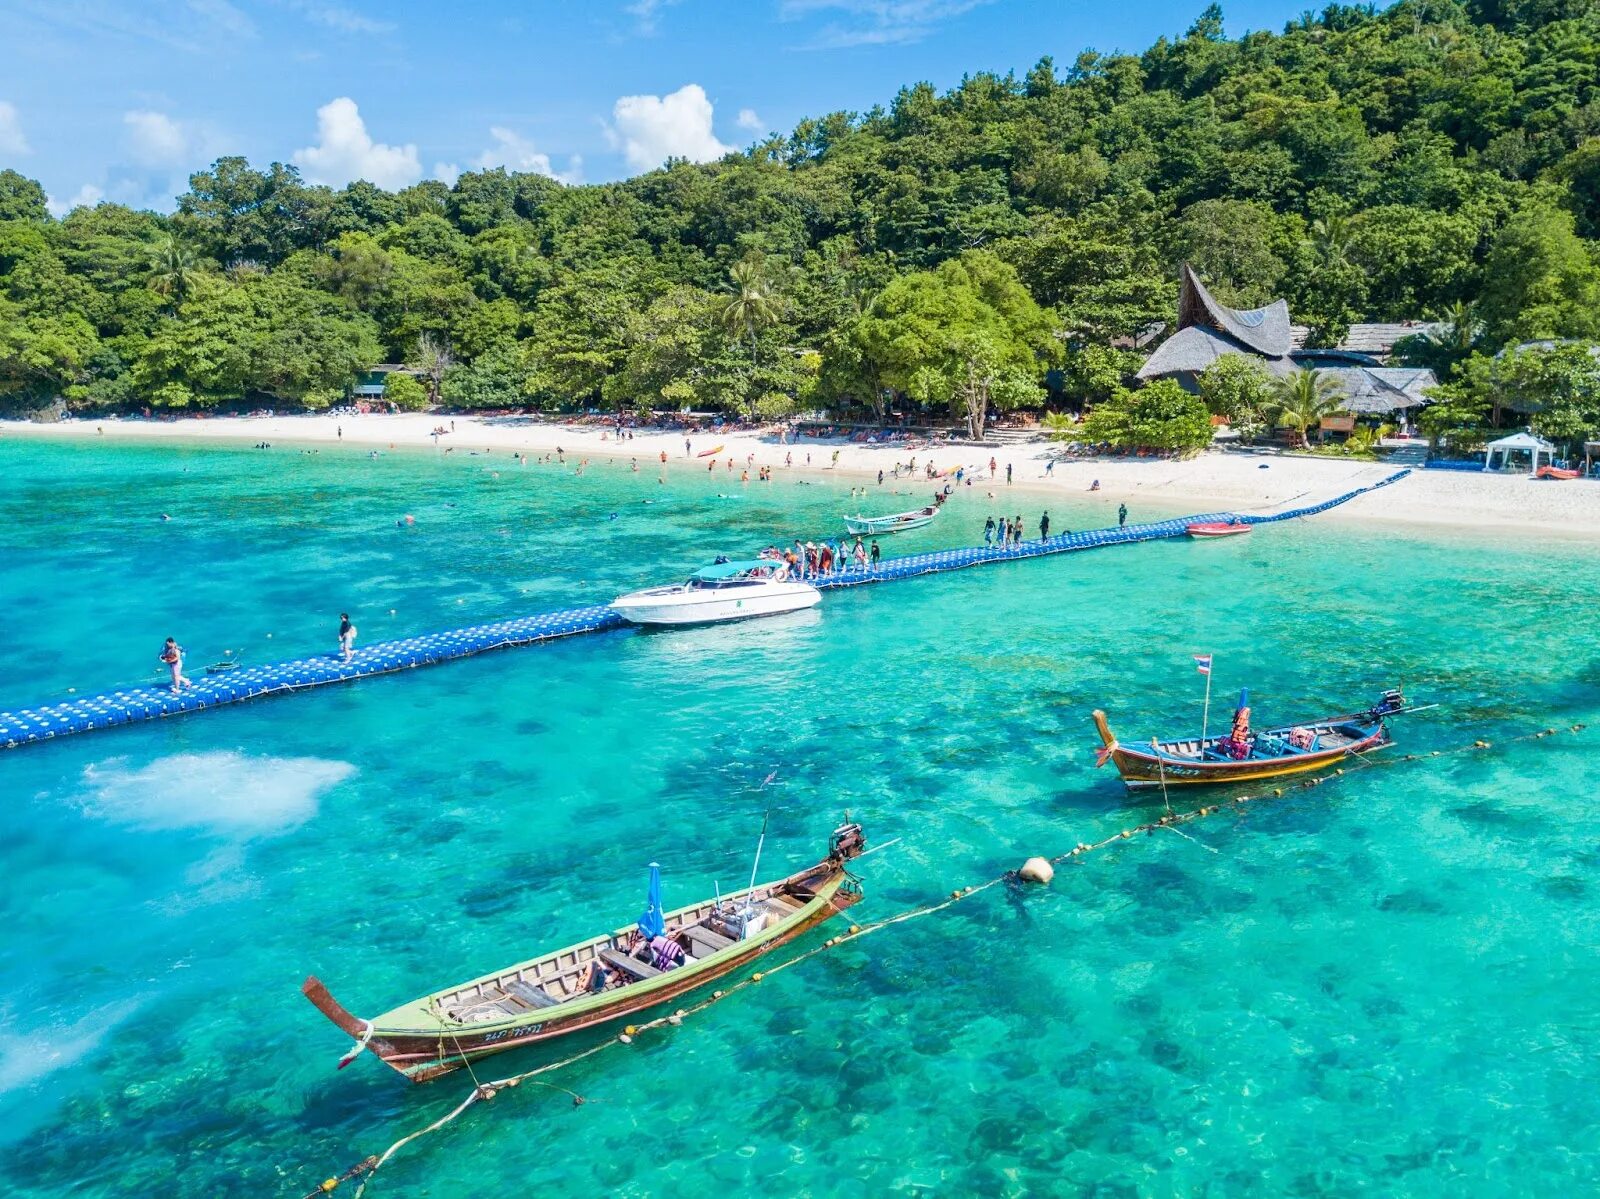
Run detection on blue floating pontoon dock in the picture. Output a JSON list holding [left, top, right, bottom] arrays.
[[0, 470, 1408, 751]]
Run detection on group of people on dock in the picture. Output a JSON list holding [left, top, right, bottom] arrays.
[[984, 514, 1053, 546], [762, 537, 882, 578]]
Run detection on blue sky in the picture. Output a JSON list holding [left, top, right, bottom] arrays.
[[0, 0, 1324, 214]]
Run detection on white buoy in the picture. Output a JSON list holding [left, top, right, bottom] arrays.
[[1019, 857, 1054, 885]]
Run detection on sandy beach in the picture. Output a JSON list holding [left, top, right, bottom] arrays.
[[5, 412, 1599, 539]]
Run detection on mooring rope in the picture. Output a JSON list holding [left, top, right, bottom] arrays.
[[301, 718, 1589, 1199]]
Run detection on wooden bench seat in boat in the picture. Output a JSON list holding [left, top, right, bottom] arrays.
[[685, 926, 734, 956], [600, 947, 661, 980], [505, 979, 561, 1009]]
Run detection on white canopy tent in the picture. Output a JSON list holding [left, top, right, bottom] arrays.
[[1483, 431, 1557, 473]]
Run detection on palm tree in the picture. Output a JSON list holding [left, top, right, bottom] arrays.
[[1270, 368, 1346, 448], [718, 256, 782, 372], [1310, 214, 1351, 266], [1425, 300, 1480, 359], [148, 235, 198, 306]]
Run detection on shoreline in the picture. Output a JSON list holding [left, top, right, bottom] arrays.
[[5, 413, 1600, 541]]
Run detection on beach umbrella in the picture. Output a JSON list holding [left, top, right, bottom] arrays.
[[637, 862, 665, 939]]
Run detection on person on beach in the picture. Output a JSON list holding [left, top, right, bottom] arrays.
[[158, 638, 191, 694], [831, 449, 840, 468], [337, 424, 342, 440], [338, 613, 357, 662], [984, 515, 996, 545], [1040, 512, 1050, 540], [785, 452, 793, 468], [989, 457, 997, 478], [1118, 503, 1128, 527], [1006, 462, 1013, 484], [1045, 459, 1055, 477], [1090, 479, 1101, 491], [877, 469, 884, 485], [685, 439, 692, 457]]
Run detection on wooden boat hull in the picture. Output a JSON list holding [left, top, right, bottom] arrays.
[[304, 829, 865, 1083], [1092, 707, 1389, 789], [1536, 466, 1580, 480], [1187, 522, 1251, 537], [843, 507, 939, 536]]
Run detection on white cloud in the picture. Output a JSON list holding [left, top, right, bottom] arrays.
[[123, 110, 188, 167], [625, 0, 679, 35], [737, 108, 764, 132], [468, 127, 583, 184], [781, 0, 989, 48], [291, 97, 421, 190], [608, 84, 731, 173], [0, 101, 29, 155], [290, 2, 396, 34], [433, 162, 461, 187], [186, 0, 256, 39], [46, 184, 105, 218]]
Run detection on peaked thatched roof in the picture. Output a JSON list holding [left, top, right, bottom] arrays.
[[1323, 365, 1437, 413], [1177, 264, 1292, 357], [1138, 265, 1294, 379], [1137, 326, 1295, 379]]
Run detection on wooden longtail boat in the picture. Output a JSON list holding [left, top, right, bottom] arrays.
[[1536, 465, 1580, 480], [303, 823, 865, 1083], [1091, 691, 1402, 790], [843, 505, 939, 536]]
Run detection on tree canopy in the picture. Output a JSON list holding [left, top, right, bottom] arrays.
[[3, 1, 1600, 415]]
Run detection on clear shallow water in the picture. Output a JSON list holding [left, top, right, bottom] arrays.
[[0, 439, 1597, 1197]]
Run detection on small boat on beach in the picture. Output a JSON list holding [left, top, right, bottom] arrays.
[[1536, 465, 1580, 480], [303, 823, 866, 1083], [844, 505, 939, 536], [696, 444, 725, 458], [1187, 520, 1251, 538], [610, 559, 821, 625], [1092, 689, 1404, 790]]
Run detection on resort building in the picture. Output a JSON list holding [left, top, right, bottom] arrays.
[[1137, 264, 1438, 421]]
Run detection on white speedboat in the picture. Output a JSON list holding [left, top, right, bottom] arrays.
[[611, 560, 822, 626], [843, 505, 939, 536]]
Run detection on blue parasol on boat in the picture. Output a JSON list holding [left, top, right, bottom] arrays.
[[637, 862, 665, 939]]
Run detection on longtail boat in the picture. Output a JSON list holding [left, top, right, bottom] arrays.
[[843, 505, 939, 536], [303, 822, 865, 1083], [1092, 690, 1404, 790]]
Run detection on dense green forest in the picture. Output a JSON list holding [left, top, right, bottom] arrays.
[[2, 0, 1599, 433]]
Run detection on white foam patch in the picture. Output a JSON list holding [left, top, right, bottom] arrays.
[[77, 751, 355, 836], [0, 1001, 140, 1095]]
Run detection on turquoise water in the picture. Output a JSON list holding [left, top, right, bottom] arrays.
[[1, 438, 1597, 1196]]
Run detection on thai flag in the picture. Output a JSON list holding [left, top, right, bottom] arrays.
[[1194, 654, 1212, 675]]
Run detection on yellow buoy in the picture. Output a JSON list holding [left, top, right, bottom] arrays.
[[752, 972, 764, 983]]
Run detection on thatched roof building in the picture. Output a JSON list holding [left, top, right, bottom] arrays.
[[1138, 265, 1437, 416], [1137, 265, 1294, 381]]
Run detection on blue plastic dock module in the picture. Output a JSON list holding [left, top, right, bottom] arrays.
[[0, 469, 1407, 750]]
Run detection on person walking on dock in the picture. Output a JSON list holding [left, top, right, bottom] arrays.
[[1040, 512, 1050, 540], [158, 638, 191, 694], [870, 540, 881, 567], [1118, 503, 1128, 527], [983, 515, 996, 545], [338, 613, 357, 663]]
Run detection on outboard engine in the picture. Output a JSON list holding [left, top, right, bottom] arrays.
[[1372, 688, 1406, 717], [829, 821, 865, 863]]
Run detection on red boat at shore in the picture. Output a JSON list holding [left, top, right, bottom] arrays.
[[1187, 520, 1252, 538]]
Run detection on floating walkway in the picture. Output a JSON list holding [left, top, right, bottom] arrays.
[[0, 470, 1408, 751]]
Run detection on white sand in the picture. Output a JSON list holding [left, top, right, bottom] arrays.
[[5, 412, 1598, 539]]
